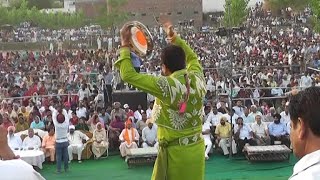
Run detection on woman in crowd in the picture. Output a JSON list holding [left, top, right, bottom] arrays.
[[108, 116, 124, 150], [87, 113, 104, 132]]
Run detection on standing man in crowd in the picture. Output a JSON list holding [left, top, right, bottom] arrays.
[[289, 87, 320, 179], [115, 19, 206, 180], [50, 105, 70, 173]]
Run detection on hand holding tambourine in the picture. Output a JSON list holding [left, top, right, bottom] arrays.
[[120, 21, 154, 60]]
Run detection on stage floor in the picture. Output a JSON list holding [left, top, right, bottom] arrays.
[[41, 154, 296, 180]]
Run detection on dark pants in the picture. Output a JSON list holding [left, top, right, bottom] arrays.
[[270, 135, 290, 148], [105, 84, 113, 106], [55, 141, 69, 172], [238, 138, 257, 152]]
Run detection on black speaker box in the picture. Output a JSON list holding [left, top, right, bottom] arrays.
[[112, 90, 148, 111]]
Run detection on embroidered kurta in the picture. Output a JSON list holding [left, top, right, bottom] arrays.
[[115, 36, 206, 180]]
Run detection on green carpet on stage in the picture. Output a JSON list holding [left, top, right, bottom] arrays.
[[41, 154, 296, 180]]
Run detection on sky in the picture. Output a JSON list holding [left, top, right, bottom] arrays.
[[202, 0, 264, 13]]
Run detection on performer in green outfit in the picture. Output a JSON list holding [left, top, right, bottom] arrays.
[[115, 21, 206, 180]]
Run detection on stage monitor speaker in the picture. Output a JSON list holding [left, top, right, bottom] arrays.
[[112, 90, 148, 111]]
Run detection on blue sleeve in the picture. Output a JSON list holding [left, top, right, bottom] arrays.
[[268, 124, 274, 136]]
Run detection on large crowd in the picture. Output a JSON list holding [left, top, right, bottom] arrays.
[[1, 3, 320, 166]]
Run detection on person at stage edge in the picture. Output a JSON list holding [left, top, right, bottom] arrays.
[[288, 87, 320, 180], [115, 19, 206, 180]]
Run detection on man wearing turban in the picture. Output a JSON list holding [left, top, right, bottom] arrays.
[[119, 119, 139, 157]]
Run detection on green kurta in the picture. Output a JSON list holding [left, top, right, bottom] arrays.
[[115, 36, 206, 180]]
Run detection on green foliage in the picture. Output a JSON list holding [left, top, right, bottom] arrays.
[[96, 0, 129, 28], [310, 0, 320, 32], [9, 0, 54, 9], [0, 0, 85, 29], [223, 0, 249, 27], [266, 0, 310, 13]]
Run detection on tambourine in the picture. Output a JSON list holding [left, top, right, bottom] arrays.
[[126, 21, 154, 60]]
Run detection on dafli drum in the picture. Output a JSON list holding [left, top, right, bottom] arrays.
[[127, 21, 154, 59]]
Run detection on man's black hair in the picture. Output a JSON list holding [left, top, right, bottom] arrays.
[[289, 87, 320, 136], [161, 45, 186, 73], [273, 113, 281, 120]]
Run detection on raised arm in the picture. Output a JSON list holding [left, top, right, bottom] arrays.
[[114, 48, 168, 99], [172, 36, 202, 73]]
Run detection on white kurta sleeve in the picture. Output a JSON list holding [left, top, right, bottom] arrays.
[[134, 129, 140, 141], [141, 127, 147, 142], [119, 130, 125, 141]]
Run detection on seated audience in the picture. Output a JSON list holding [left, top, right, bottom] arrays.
[[70, 112, 79, 126], [242, 108, 255, 124], [92, 122, 108, 159], [109, 116, 124, 149], [67, 125, 89, 163], [141, 119, 158, 148], [202, 118, 212, 160], [119, 120, 139, 157], [215, 117, 237, 156], [43, 113, 54, 131], [251, 115, 271, 145], [123, 104, 134, 119], [234, 117, 256, 152], [15, 115, 29, 133], [75, 117, 89, 132], [99, 109, 111, 126], [2, 113, 13, 130], [268, 114, 290, 147], [30, 116, 45, 130], [136, 112, 148, 135], [87, 113, 104, 133], [22, 128, 41, 150], [42, 127, 56, 163], [7, 126, 22, 150]]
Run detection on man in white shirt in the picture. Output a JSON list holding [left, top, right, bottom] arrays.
[[0, 125, 45, 179], [233, 100, 245, 117], [280, 103, 290, 125], [22, 128, 41, 150], [76, 103, 87, 119], [202, 119, 212, 160], [251, 115, 270, 145], [242, 108, 255, 124], [299, 73, 312, 89], [67, 125, 89, 163], [206, 106, 223, 127], [288, 87, 320, 180], [78, 85, 90, 101], [7, 126, 22, 150], [146, 102, 154, 119], [249, 105, 263, 120], [141, 120, 158, 148], [224, 109, 239, 125], [234, 117, 256, 152], [50, 105, 70, 173]]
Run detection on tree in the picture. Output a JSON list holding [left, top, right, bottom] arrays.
[[265, 0, 310, 14], [310, 0, 320, 32], [223, 0, 249, 27], [0, 0, 85, 29], [96, 0, 129, 28], [9, 0, 53, 9]]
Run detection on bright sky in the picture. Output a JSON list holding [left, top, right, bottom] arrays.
[[202, 0, 264, 13]]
